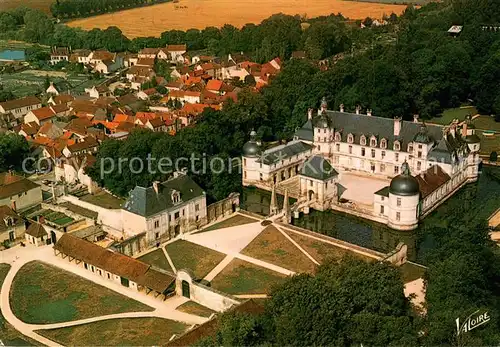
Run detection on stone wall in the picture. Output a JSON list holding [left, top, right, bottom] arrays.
[[382, 242, 407, 266], [206, 193, 240, 225], [61, 195, 123, 232], [176, 270, 239, 312]]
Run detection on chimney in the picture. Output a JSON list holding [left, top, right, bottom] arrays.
[[394, 117, 402, 137], [339, 104, 344, 113], [307, 108, 313, 120], [152, 181, 160, 194], [367, 109, 372, 116], [413, 114, 419, 123], [355, 105, 361, 115], [320, 97, 327, 113], [462, 122, 468, 137], [11, 200, 16, 212]]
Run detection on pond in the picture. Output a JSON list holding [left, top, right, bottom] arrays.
[[241, 166, 500, 264], [0, 50, 25, 61]]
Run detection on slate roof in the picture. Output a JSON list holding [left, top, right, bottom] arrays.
[[294, 119, 313, 141], [54, 234, 175, 293], [123, 174, 204, 218], [301, 156, 338, 180], [374, 186, 390, 197], [257, 140, 314, 165]]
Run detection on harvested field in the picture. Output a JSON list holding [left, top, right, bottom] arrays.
[[67, 0, 409, 38], [0, 0, 53, 14]]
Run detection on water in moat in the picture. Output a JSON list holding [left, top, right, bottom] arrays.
[[241, 165, 500, 264]]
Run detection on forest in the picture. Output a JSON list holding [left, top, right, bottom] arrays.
[[50, 0, 171, 19]]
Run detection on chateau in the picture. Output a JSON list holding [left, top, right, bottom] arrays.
[[242, 98, 481, 230]]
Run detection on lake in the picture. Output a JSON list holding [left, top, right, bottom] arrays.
[[0, 50, 25, 62]]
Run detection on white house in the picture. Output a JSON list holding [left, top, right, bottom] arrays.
[[167, 44, 187, 63], [0, 96, 42, 119], [0, 172, 42, 212], [25, 222, 48, 247], [0, 205, 26, 244], [121, 171, 207, 247]]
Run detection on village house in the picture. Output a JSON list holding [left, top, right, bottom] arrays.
[[85, 85, 110, 99], [55, 154, 98, 193], [138, 48, 160, 59], [70, 49, 92, 64], [167, 44, 187, 63], [122, 171, 207, 247], [145, 118, 167, 132], [17, 122, 40, 139], [0, 205, 26, 245], [62, 136, 99, 158], [54, 233, 177, 299], [136, 88, 158, 101], [50, 47, 70, 65], [0, 96, 42, 119], [48, 94, 75, 107], [164, 90, 201, 105], [25, 222, 49, 246], [0, 172, 42, 212], [89, 50, 115, 66], [46, 82, 61, 96], [24, 104, 70, 125]]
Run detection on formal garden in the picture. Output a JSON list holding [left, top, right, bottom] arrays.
[[10, 261, 153, 324], [165, 240, 225, 280], [137, 248, 173, 273]]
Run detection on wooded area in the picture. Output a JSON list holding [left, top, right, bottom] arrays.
[[50, 0, 171, 19]]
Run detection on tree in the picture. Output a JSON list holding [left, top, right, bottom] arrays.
[[244, 74, 256, 87], [0, 133, 31, 172], [363, 17, 373, 27], [22, 10, 54, 44]]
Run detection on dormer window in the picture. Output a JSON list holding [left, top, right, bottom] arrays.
[[394, 141, 401, 151], [171, 190, 181, 204], [360, 135, 367, 146], [347, 134, 354, 144], [370, 136, 377, 147], [408, 143, 414, 153], [380, 138, 387, 149], [334, 132, 341, 142]]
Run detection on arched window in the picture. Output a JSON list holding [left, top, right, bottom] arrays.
[[370, 136, 377, 147], [380, 138, 387, 149], [394, 141, 400, 151], [347, 133, 354, 144], [335, 132, 341, 142], [360, 135, 367, 146]]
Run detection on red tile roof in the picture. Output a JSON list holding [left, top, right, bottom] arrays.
[[31, 107, 56, 121], [206, 79, 223, 91], [167, 44, 187, 52]]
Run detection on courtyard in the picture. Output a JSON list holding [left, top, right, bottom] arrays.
[[338, 171, 390, 206]]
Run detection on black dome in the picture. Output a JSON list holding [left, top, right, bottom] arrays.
[[314, 111, 331, 129], [243, 131, 261, 157], [389, 162, 420, 196], [413, 125, 432, 144]]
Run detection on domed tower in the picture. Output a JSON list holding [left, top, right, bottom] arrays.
[[314, 97, 333, 155], [462, 115, 481, 182], [242, 131, 262, 186], [387, 161, 420, 230]]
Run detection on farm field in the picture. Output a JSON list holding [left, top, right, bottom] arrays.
[[37, 318, 188, 346], [67, 0, 409, 38], [0, 0, 53, 13], [10, 261, 153, 324]]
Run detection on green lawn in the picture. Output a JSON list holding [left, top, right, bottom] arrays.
[[427, 106, 478, 125], [37, 318, 188, 346], [165, 240, 225, 280], [10, 261, 153, 324], [0, 263, 37, 346], [176, 301, 216, 318], [211, 259, 286, 295], [200, 214, 259, 233], [80, 191, 124, 209], [241, 226, 316, 273], [137, 249, 173, 273]]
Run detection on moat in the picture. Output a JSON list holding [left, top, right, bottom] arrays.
[[241, 165, 500, 264]]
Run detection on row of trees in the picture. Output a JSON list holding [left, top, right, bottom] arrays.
[[50, 0, 170, 19], [0, 7, 353, 62]]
